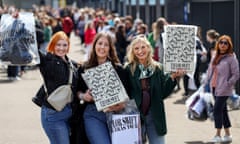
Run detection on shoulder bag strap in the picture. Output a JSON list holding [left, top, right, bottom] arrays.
[[68, 60, 73, 85]]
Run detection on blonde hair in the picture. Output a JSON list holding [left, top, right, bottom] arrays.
[[125, 35, 161, 75], [206, 29, 219, 40], [47, 31, 70, 53]]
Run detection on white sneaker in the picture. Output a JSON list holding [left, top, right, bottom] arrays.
[[222, 135, 232, 142], [8, 76, 21, 81], [211, 136, 222, 143]]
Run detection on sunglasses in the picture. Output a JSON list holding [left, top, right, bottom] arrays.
[[219, 41, 229, 46], [132, 34, 146, 40]]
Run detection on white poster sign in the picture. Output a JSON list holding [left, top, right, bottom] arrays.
[[111, 114, 141, 144], [163, 25, 197, 73], [81, 62, 129, 111]]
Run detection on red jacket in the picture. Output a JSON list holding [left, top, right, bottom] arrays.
[[62, 17, 73, 34], [84, 28, 96, 44]]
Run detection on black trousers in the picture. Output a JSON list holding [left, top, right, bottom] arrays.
[[7, 66, 19, 77], [213, 95, 231, 129]]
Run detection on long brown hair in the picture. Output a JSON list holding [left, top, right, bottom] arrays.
[[47, 31, 70, 53], [212, 35, 233, 65], [84, 32, 120, 69]]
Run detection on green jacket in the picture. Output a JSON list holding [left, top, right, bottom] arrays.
[[147, 32, 155, 49], [125, 64, 176, 136]]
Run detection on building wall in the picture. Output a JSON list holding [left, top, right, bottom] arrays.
[[166, 0, 185, 24], [2, 0, 52, 9], [3, 0, 40, 9]]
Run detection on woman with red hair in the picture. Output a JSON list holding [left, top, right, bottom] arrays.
[[38, 31, 78, 144], [205, 35, 239, 143]]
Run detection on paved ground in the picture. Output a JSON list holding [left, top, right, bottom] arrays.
[[0, 34, 239, 144]]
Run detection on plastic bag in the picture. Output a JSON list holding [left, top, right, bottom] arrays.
[[188, 76, 197, 90], [106, 99, 142, 144], [227, 93, 240, 110], [0, 12, 40, 65], [186, 85, 214, 121]]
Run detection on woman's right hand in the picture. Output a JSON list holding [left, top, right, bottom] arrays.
[[81, 89, 94, 102]]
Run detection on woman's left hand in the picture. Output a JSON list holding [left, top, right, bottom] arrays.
[[171, 69, 186, 80], [103, 102, 126, 112]]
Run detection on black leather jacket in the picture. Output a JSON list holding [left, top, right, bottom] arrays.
[[38, 52, 78, 109]]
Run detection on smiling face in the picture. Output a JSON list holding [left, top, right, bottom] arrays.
[[133, 40, 150, 65], [54, 39, 69, 58], [95, 36, 110, 62]]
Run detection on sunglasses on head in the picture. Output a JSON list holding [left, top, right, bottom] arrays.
[[132, 34, 146, 40], [219, 40, 228, 46]]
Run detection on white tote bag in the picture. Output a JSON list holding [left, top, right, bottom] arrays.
[[47, 85, 72, 111]]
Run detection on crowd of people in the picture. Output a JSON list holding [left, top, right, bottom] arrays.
[[0, 4, 239, 144]]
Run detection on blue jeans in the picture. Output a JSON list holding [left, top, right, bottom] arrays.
[[41, 105, 72, 144], [142, 111, 165, 144], [83, 104, 111, 144]]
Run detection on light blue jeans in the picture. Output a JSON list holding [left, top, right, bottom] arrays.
[[41, 105, 72, 144], [142, 111, 165, 144], [83, 104, 111, 144]]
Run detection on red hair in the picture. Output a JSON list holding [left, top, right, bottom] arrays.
[[212, 35, 233, 65], [47, 31, 70, 53], [214, 35, 233, 54]]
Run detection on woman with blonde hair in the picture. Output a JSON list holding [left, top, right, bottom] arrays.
[[125, 35, 185, 144], [206, 29, 220, 65]]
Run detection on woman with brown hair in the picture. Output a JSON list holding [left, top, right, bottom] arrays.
[[76, 32, 129, 144], [205, 35, 239, 143]]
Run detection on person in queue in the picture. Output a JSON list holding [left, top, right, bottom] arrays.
[[205, 35, 239, 143]]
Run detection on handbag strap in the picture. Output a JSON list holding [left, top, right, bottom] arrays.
[[68, 60, 73, 84], [43, 59, 74, 94]]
